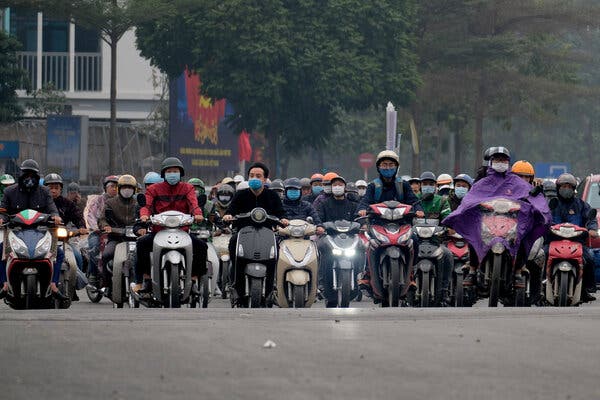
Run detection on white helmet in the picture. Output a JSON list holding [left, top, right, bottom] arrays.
[[237, 181, 249, 190], [437, 173, 453, 190], [376, 150, 399, 166], [233, 174, 244, 184], [355, 179, 367, 188]]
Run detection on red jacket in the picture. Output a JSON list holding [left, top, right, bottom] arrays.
[[141, 182, 202, 231]]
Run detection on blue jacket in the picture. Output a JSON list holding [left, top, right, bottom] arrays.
[[551, 197, 598, 230], [357, 178, 422, 213], [282, 198, 322, 225]]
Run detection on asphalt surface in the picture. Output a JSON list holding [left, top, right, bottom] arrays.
[[1, 293, 600, 400]]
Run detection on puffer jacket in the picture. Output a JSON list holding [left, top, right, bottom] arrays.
[[282, 198, 322, 225]]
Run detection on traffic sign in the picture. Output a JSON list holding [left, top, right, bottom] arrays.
[[359, 153, 375, 170], [534, 162, 570, 179]]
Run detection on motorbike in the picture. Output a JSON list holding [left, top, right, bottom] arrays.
[[322, 219, 363, 308], [85, 231, 108, 303], [412, 218, 446, 307], [131, 211, 194, 308], [363, 201, 415, 307], [275, 219, 318, 308], [231, 208, 281, 308], [108, 226, 139, 308], [2, 209, 68, 309], [212, 224, 232, 299], [446, 232, 472, 307], [478, 198, 528, 307], [55, 227, 81, 306], [189, 228, 219, 308], [545, 222, 588, 306]]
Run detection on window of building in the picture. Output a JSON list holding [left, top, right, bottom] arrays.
[[42, 16, 69, 52], [75, 26, 101, 53], [9, 8, 37, 52]]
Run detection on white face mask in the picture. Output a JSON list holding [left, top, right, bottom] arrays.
[[491, 162, 509, 173], [358, 188, 366, 197], [323, 185, 332, 194], [332, 186, 345, 196], [120, 188, 134, 199]]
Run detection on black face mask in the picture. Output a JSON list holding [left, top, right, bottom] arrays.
[[20, 174, 39, 190], [198, 194, 207, 208]]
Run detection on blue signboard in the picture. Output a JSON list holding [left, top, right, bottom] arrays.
[[0, 141, 19, 159], [47, 116, 82, 180], [534, 162, 570, 179]]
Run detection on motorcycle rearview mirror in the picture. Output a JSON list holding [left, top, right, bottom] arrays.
[[548, 197, 559, 211], [136, 193, 146, 207], [306, 216, 314, 224]]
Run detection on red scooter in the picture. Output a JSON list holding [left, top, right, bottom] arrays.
[[446, 232, 471, 307]]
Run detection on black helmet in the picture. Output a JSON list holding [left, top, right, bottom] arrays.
[[419, 171, 436, 182], [67, 182, 80, 193], [284, 177, 302, 190], [216, 184, 235, 207], [345, 182, 358, 194], [160, 157, 185, 177], [44, 173, 63, 186], [270, 179, 284, 191], [20, 159, 40, 174]]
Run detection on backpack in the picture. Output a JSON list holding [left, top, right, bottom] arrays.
[[373, 177, 404, 203]]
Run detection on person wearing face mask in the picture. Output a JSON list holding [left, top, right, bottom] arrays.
[[345, 182, 361, 204], [312, 172, 339, 210], [0, 173, 16, 203], [0, 159, 67, 300], [355, 180, 368, 198], [300, 177, 312, 198], [304, 173, 324, 203], [97, 174, 139, 297], [222, 162, 288, 304], [270, 179, 285, 200], [315, 176, 361, 307], [188, 178, 217, 230], [133, 157, 207, 296], [214, 184, 235, 218], [447, 174, 473, 211], [143, 171, 163, 191], [549, 173, 598, 302], [282, 178, 323, 233]]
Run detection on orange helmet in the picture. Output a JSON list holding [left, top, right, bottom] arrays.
[[310, 173, 323, 183], [511, 160, 535, 176], [322, 172, 339, 184]]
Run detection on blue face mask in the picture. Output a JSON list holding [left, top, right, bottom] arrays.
[[312, 186, 323, 195], [165, 172, 180, 185], [286, 189, 301, 201], [454, 187, 469, 199], [248, 178, 263, 191], [421, 185, 435, 195], [379, 167, 397, 179]]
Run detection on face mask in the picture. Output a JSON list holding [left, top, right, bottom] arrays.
[[323, 185, 332, 194], [218, 195, 232, 204], [379, 167, 398, 179], [286, 189, 301, 201], [120, 188, 134, 199], [312, 186, 323, 195], [165, 172, 180, 185], [358, 188, 366, 197], [332, 186, 345, 196], [421, 185, 435, 195], [559, 187, 574, 199], [23, 177, 37, 189], [248, 178, 263, 191], [491, 162, 509, 173], [454, 187, 468, 199]]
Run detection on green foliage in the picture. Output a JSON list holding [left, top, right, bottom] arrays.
[[0, 30, 26, 122], [25, 83, 68, 118]]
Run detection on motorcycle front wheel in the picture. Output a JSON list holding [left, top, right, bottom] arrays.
[[249, 277, 262, 308], [488, 256, 502, 307], [338, 269, 352, 308], [558, 271, 570, 307]]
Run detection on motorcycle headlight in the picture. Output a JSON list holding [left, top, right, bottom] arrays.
[[332, 248, 343, 256], [34, 232, 53, 259], [8, 231, 29, 258], [415, 226, 435, 239], [344, 248, 356, 257], [56, 227, 68, 239]]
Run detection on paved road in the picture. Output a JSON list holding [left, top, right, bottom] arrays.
[[1, 293, 599, 400]]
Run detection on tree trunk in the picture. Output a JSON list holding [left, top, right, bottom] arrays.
[[266, 120, 279, 177], [109, 35, 118, 173], [474, 77, 486, 171]]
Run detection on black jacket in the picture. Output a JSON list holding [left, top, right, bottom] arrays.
[[226, 188, 285, 227], [282, 198, 322, 225], [0, 183, 59, 219], [317, 197, 357, 223], [54, 195, 85, 228]]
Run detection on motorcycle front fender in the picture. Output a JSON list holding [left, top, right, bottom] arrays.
[[245, 263, 267, 278], [162, 250, 183, 268], [416, 259, 434, 273], [286, 269, 310, 286], [336, 259, 354, 270]]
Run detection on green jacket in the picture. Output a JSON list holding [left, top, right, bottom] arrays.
[[190, 199, 217, 233], [418, 193, 451, 220]]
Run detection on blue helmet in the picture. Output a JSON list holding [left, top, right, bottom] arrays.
[[143, 171, 163, 185], [453, 173, 474, 187]]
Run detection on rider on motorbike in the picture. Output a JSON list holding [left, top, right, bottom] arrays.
[[345, 182, 361, 204], [222, 162, 288, 302], [188, 178, 217, 229], [270, 179, 285, 200], [98, 174, 139, 297], [214, 184, 235, 218], [282, 178, 323, 232], [0, 174, 16, 202], [549, 173, 598, 302], [355, 180, 368, 198], [408, 177, 421, 196], [313, 172, 339, 210], [300, 177, 312, 198], [304, 173, 324, 203], [436, 174, 454, 197], [0, 159, 67, 300], [315, 175, 359, 307], [133, 157, 208, 295], [143, 171, 163, 190], [448, 174, 473, 211]]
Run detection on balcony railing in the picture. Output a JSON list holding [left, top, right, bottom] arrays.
[[17, 51, 102, 92]]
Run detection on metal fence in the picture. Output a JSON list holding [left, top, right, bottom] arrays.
[[75, 53, 102, 91]]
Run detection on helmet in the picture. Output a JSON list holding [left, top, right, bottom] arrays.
[[310, 173, 323, 183], [408, 177, 421, 184], [376, 150, 399, 166], [233, 175, 244, 184], [331, 175, 346, 185], [44, 173, 63, 186], [284, 177, 302, 190], [187, 178, 205, 188], [511, 160, 535, 176], [103, 175, 119, 188], [355, 179, 367, 188], [419, 171, 436, 182], [160, 157, 185, 177], [299, 177, 311, 188], [483, 148, 492, 165], [453, 174, 474, 187], [542, 179, 557, 194], [556, 173, 577, 188], [322, 172, 339, 184], [118, 174, 137, 188], [67, 182, 80, 193], [222, 177, 234, 185], [143, 171, 163, 185], [0, 174, 16, 185], [237, 181, 249, 190], [437, 173, 453, 186], [270, 179, 285, 191], [345, 182, 358, 194], [20, 159, 40, 174], [216, 184, 235, 206], [486, 146, 511, 160]]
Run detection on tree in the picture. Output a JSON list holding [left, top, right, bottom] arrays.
[[0, 29, 26, 122]]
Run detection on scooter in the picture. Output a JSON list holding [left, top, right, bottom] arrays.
[[363, 201, 415, 307], [412, 218, 446, 307], [322, 219, 363, 308], [109, 226, 139, 308], [212, 226, 232, 299], [545, 222, 588, 306], [2, 209, 68, 309], [231, 208, 280, 308], [446, 232, 472, 307], [275, 219, 318, 308], [190, 228, 219, 308], [55, 227, 81, 306]]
